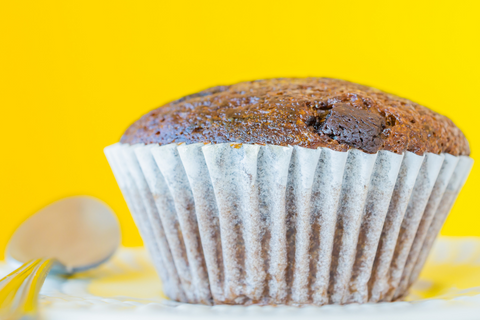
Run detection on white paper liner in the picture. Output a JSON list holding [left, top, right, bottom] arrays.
[[104, 142, 473, 306], [393, 154, 459, 299], [104, 146, 185, 302], [405, 156, 473, 289], [368, 152, 425, 302]]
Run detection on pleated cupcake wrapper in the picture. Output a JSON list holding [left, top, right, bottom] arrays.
[[104, 142, 473, 306]]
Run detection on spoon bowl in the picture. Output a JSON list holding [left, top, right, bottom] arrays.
[[6, 196, 120, 273]]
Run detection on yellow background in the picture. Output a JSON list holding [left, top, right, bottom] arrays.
[[1, 1, 479, 259]]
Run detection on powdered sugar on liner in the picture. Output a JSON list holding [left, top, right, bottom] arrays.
[[104, 142, 473, 306]]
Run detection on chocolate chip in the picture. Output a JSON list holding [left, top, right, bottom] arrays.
[[320, 104, 385, 153]]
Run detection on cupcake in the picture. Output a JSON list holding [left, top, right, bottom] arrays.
[[105, 78, 472, 306]]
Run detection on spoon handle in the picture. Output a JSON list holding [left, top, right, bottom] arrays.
[[0, 258, 54, 320]]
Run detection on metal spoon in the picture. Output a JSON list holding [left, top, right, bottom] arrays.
[[0, 196, 121, 319]]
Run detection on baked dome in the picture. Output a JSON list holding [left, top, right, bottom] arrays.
[[121, 78, 469, 156]]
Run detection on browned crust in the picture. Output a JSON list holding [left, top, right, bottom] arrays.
[[121, 78, 469, 156]]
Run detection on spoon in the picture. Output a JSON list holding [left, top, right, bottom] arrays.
[[0, 196, 120, 320]]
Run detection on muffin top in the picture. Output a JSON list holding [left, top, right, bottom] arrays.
[[121, 78, 469, 156]]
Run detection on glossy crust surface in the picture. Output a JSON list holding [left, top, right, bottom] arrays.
[[121, 78, 469, 156]]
